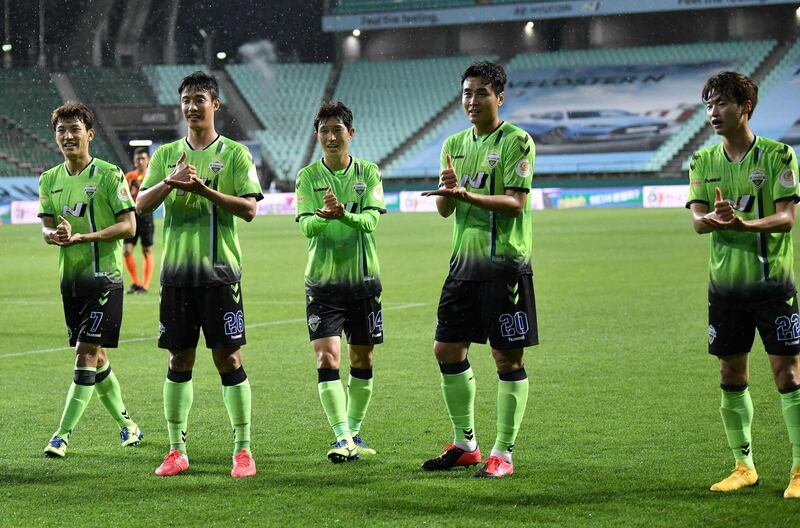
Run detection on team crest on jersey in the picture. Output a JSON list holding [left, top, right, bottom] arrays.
[[84, 184, 97, 198], [353, 182, 367, 196], [748, 169, 766, 191], [780, 168, 796, 189], [708, 324, 717, 345], [515, 159, 531, 178], [486, 151, 500, 169], [209, 160, 224, 176], [308, 314, 321, 332]]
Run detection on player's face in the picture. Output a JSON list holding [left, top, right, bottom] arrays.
[[54, 118, 94, 160], [180, 88, 219, 129], [133, 153, 149, 172], [705, 94, 750, 137], [462, 77, 504, 131], [316, 117, 354, 157]]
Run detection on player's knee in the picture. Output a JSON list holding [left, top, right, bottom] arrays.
[[75, 342, 101, 361], [316, 350, 340, 369], [774, 363, 800, 392], [143, 246, 152, 256], [492, 348, 523, 371], [433, 341, 466, 363], [169, 350, 195, 371], [349, 346, 373, 369], [123, 247, 132, 257]]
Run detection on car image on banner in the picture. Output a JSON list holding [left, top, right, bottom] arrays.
[[516, 109, 670, 145]]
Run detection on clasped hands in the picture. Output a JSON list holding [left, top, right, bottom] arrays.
[[48, 215, 83, 246], [164, 151, 207, 194], [421, 154, 466, 198], [702, 187, 746, 231], [316, 188, 345, 219]]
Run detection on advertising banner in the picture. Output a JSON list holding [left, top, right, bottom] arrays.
[[643, 185, 690, 208], [541, 187, 642, 209]]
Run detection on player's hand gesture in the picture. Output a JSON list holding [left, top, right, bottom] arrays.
[[702, 187, 745, 230], [440, 154, 458, 189], [164, 151, 197, 191], [316, 187, 344, 219], [49, 215, 82, 246]]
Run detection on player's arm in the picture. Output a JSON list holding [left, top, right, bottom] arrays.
[[338, 167, 386, 233], [137, 148, 182, 215], [689, 202, 714, 234], [734, 199, 796, 233], [295, 172, 330, 237], [41, 215, 62, 245], [192, 185, 258, 222]]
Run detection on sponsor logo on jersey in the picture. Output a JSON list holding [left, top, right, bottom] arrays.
[[308, 314, 321, 332], [209, 160, 224, 176], [749, 169, 766, 191], [708, 324, 717, 345], [690, 179, 702, 187], [84, 184, 97, 197], [515, 159, 531, 178], [117, 183, 130, 201], [486, 151, 500, 169], [353, 181, 367, 196], [780, 168, 796, 189]]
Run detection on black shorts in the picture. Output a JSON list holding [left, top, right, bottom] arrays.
[[435, 274, 538, 350], [708, 294, 800, 356], [124, 212, 154, 247], [62, 288, 123, 348], [158, 283, 247, 350], [306, 294, 383, 346]]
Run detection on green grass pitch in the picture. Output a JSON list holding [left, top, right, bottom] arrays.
[[1, 208, 799, 526]]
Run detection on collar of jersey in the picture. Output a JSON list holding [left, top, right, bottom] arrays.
[[64, 157, 95, 177], [184, 134, 221, 151], [721, 135, 757, 164], [321, 156, 353, 176], [472, 121, 504, 142]]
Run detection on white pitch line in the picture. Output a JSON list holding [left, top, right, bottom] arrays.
[[0, 302, 427, 359]]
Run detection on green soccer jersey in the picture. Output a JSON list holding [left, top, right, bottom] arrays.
[[141, 135, 263, 287], [687, 136, 800, 302], [441, 121, 535, 280], [38, 158, 135, 296], [295, 156, 385, 299]]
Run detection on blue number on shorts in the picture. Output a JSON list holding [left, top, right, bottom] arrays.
[[223, 310, 244, 336], [368, 310, 383, 333], [499, 312, 529, 338], [88, 311, 103, 333], [775, 314, 800, 341]]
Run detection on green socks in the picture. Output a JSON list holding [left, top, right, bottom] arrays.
[[780, 386, 800, 468], [221, 367, 252, 454], [94, 363, 135, 430], [318, 369, 350, 440], [55, 366, 97, 441], [164, 370, 194, 454], [493, 368, 530, 459], [439, 360, 476, 451], [347, 368, 373, 435], [720, 385, 755, 468]]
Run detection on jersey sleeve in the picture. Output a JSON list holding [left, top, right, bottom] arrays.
[[362, 164, 386, 214], [141, 146, 165, 191], [772, 144, 800, 203], [295, 170, 317, 220], [105, 167, 136, 215], [686, 152, 709, 208], [233, 145, 264, 200], [501, 132, 534, 191], [37, 172, 54, 218]]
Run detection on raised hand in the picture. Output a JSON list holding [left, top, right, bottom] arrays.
[[440, 154, 458, 189], [49, 215, 82, 246], [316, 187, 344, 219], [713, 187, 735, 221], [165, 151, 198, 190]]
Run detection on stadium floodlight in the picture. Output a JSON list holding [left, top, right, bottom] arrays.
[[524, 21, 534, 37], [216, 51, 227, 60], [129, 139, 153, 147], [352, 29, 361, 37], [1, 43, 11, 52], [796, 6, 800, 20]]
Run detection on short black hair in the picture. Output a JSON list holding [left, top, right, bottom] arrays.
[[461, 61, 507, 95], [178, 71, 220, 101], [133, 147, 149, 157], [51, 102, 94, 130], [702, 71, 758, 119], [314, 101, 353, 131]]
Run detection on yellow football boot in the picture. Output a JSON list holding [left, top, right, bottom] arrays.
[[710, 461, 759, 492], [784, 467, 800, 499]]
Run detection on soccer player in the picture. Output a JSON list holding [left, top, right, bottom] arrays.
[[136, 71, 263, 478], [38, 102, 143, 457], [123, 147, 155, 294], [295, 101, 386, 463], [687, 71, 800, 498], [421, 61, 537, 478]]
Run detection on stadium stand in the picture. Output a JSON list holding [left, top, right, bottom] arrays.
[[683, 38, 800, 169], [69, 67, 155, 105], [311, 55, 495, 177], [332, 0, 474, 15], [227, 62, 332, 180], [384, 40, 776, 177], [143, 65, 227, 105]]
